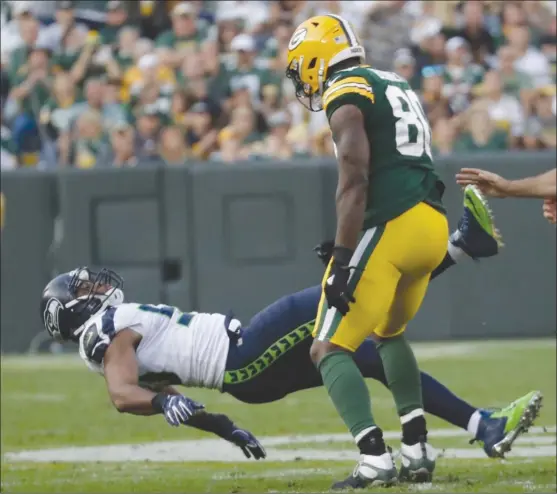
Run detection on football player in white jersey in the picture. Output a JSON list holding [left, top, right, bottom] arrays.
[[40, 188, 542, 469]]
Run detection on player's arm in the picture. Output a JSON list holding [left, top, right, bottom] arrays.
[[103, 329, 161, 415], [330, 104, 370, 250], [456, 168, 556, 199], [104, 329, 204, 421]]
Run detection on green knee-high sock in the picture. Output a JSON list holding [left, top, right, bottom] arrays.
[[376, 335, 423, 417], [318, 351, 376, 439]]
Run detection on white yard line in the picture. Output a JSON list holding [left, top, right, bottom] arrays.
[[2, 339, 554, 370], [4, 427, 555, 464]]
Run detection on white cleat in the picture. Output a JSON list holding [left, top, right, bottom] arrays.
[[399, 441, 438, 483], [332, 451, 398, 490]]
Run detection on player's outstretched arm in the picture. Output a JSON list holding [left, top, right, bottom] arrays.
[[456, 168, 557, 199], [187, 413, 266, 460], [104, 329, 204, 423]]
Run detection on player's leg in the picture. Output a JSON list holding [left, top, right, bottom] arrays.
[[223, 286, 323, 404], [363, 203, 448, 484], [311, 227, 415, 488], [433, 184, 503, 278], [353, 339, 542, 458]]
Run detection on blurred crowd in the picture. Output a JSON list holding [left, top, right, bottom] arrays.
[[0, 0, 556, 170]]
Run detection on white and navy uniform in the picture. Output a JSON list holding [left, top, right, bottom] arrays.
[[79, 303, 234, 391], [77, 288, 391, 404]]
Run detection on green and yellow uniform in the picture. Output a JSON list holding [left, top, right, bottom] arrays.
[[314, 66, 449, 350]]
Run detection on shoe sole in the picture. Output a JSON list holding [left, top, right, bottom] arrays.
[[400, 468, 432, 483], [464, 185, 504, 248], [492, 391, 544, 458], [331, 475, 398, 490]]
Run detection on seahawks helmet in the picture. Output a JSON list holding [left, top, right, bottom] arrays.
[[40, 267, 125, 342]]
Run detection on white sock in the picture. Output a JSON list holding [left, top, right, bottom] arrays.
[[447, 241, 466, 263], [400, 408, 424, 424], [467, 410, 482, 438], [355, 426, 377, 444]]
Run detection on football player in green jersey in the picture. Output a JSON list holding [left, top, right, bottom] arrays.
[[286, 14, 450, 488]]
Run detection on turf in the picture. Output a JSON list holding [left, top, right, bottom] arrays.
[[1, 339, 556, 493]]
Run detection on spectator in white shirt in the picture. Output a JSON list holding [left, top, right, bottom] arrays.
[[474, 70, 525, 147], [507, 25, 552, 88], [40, 1, 88, 53], [215, 1, 269, 35]]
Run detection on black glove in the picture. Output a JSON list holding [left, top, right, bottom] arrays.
[[314, 240, 334, 267], [229, 428, 267, 460], [324, 246, 355, 316], [186, 412, 266, 460], [152, 393, 205, 427]]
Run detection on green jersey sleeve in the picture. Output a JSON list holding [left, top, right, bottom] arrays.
[[323, 73, 375, 121]]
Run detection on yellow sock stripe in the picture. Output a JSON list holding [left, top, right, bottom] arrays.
[[324, 86, 375, 111]]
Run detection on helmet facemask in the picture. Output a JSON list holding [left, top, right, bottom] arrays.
[[285, 57, 325, 112], [65, 267, 125, 339]]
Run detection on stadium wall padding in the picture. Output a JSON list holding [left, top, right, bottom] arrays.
[[1, 151, 555, 352]]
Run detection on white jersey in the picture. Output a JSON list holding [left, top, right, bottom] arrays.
[[78, 303, 235, 391]]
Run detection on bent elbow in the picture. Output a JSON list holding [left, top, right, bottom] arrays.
[[109, 391, 130, 413], [112, 398, 128, 413]]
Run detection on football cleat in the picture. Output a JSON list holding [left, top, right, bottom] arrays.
[[331, 452, 398, 490], [398, 438, 437, 483], [472, 390, 543, 458], [450, 185, 503, 259]]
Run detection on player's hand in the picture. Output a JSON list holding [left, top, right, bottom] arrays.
[[154, 394, 205, 427], [324, 246, 355, 316], [314, 240, 334, 266], [455, 168, 511, 198], [543, 198, 556, 225], [229, 428, 267, 460]]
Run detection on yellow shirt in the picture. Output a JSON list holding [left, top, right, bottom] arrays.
[[121, 66, 176, 102]]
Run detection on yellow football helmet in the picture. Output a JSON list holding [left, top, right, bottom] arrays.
[[286, 15, 365, 111]]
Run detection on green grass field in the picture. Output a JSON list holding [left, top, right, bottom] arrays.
[[1, 339, 556, 493]]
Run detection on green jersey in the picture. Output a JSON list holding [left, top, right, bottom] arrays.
[[322, 65, 445, 229]]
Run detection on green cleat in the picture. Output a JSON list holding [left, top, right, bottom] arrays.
[[474, 391, 544, 458], [451, 185, 504, 259]]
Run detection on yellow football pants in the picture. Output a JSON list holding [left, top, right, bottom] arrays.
[[313, 202, 449, 351]]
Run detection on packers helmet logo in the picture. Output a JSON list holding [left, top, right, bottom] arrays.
[[44, 298, 63, 338], [288, 28, 308, 51]]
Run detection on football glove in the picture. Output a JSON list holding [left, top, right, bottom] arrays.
[[229, 428, 267, 460], [324, 246, 355, 316], [314, 240, 334, 267], [152, 393, 205, 427]]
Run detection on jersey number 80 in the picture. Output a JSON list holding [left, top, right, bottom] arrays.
[[385, 85, 433, 160]]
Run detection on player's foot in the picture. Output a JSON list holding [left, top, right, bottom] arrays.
[[451, 185, 503, 259], [473, 390, 543, 458], [398, 438, 437, 483], [331, 452, 398, 489]]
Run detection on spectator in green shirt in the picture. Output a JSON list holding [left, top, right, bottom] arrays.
[[453, 108, 509, 153], [100, 0, 130, 47], [67, 110, 111, 168], [156, 2, 216, 69], [39, 71, 87, 142], [227, 34, 275, 106], [6, 45, 52, 121], [496, 45, 534, 104], [8, 15, 41, 88]]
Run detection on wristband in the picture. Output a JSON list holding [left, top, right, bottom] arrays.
[[332, 246, 354, 267], [151, 393, 167, 414]]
